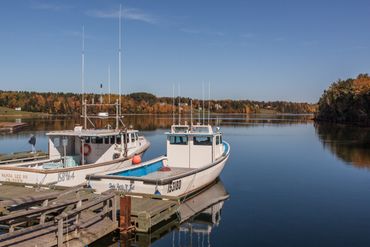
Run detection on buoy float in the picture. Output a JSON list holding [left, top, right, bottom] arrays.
[[132, 155, 141, 165]]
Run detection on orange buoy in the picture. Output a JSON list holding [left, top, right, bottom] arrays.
[[132, 155, 141, 165]]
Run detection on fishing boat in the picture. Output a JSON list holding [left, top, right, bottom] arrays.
[[88, 122, 230, 197], [0, 16, 150, 187], [0, 101, 150, 187]]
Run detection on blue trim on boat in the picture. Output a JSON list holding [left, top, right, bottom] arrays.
[[111, 160, 163, 177], [222, 141, 229, 155]]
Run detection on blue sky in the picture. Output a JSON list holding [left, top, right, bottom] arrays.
[[0, 0, 370, 103]]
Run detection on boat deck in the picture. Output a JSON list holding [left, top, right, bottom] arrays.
[[142, 167, 194, 180]]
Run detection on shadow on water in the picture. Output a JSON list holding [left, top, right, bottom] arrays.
[[315, 123, 370, 168], [91, 180, 229, 247]]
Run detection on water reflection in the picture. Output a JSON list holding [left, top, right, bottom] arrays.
[[95, 180, 229, 247], [0, 114, 314, 133], [315, 123, 370, 168]]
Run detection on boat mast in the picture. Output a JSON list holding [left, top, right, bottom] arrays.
[[202, 82, 205, 125], [208, 81, 211, 125], [190, 99, 193, 127], [172, 84, 175, 125], [81, 25, 87, 129], [118, 4, 122, 116], [108, 64, 111, 104], [178, 83, 181, 125]]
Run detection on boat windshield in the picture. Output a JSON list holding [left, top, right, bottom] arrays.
[[191, 126, 210, 133], [172, 126, 189, 133]]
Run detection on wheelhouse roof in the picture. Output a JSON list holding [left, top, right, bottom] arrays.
[[46, 129, 138, 137], [165, 124, 221, 136]]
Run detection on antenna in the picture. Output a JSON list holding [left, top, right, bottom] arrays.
[[208, 81, 211, 125], [190, 99, 193, 126], [172, 84, 175, 125], [178, 83, 181, 125], [81, 25, 86, 129], [118, 4, 122, 114], [108, 65, 111, 104], [202, 82, 205, 125], [81, 25, 85, 104]]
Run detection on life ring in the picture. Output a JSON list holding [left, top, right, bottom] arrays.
[[80, 143, 91, 156]]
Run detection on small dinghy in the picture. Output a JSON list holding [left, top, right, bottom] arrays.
[[88, 123, 230, 197]]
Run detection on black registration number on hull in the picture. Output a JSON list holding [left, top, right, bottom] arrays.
[[167, 180, 181, 193]]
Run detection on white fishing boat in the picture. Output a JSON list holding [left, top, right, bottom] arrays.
[[0, 102, 150, 187], [88, 123, 230, 197], [0, 16, 150, 187]]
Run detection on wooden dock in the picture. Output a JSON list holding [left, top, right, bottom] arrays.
[[0, 184, 184, 246], [0, 122, 28, 133], [127, 195, 179, 233], [0, 151, 47, 165], [0, 180, 227, 246], [0, 184, 117, 247]]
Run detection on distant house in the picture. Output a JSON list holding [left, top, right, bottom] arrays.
[[215, 104, 222, 110], [14, 107, 22, 111]]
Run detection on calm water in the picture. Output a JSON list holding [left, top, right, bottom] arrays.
[[1, 115, 370, 247]]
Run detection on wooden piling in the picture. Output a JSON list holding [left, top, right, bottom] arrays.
[[119, 196, 132, 232]]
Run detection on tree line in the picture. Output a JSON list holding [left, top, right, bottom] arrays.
[[0, 91, 317, 115], [315, 74, 370, 126]]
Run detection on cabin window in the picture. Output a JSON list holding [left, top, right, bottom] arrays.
[[116, 135, 121, 144], [135, 133, 139, 141], [96, 137, 103, 144], [91, 137, 96, 144], [85, 137, 90, 144], [193, 136, 212, 145], [169, 135, 188, 145], [216, 136, 220, 145], [131, 134, 135, 143], [104, 137, 110, 144], [110, 136, 115, 144], [220, 135, 223, 144]]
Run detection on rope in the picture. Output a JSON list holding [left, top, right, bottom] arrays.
[[174, 173, 197, 220]]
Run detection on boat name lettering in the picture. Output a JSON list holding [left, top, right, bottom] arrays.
[[167, 180, 181, 193], [109, 183, 135, 192], [1, 173, 28, 183], [58, 172, 75, 182]]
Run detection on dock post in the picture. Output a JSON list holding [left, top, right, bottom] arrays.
[[119, 195, 131, 232], [112, 195, 117, 223], [57, 218, 64, 247]]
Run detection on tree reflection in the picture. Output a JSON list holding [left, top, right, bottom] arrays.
[[315, 123, 370, 168]]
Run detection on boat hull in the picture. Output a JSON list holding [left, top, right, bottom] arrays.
[[0, 145, 150, 187], [89, 154, 229, 197]]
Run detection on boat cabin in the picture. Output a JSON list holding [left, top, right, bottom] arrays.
[[165, 124, 224, 168], [46, 126, 141, 167]]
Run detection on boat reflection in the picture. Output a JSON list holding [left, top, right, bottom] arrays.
[[135, 180, 228, 246], [315, 123, 370, 168], [116, 179, 229, 247]]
